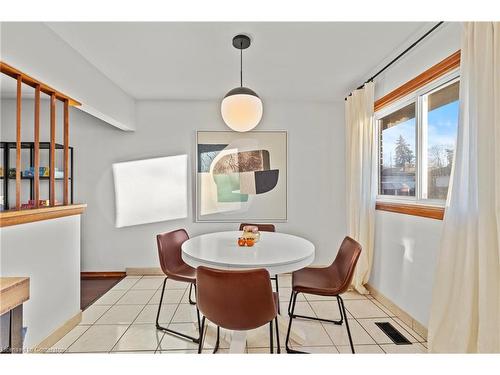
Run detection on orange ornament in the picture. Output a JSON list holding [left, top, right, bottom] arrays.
[[238, 237, 246, 247], [245, 238, 255, 247]]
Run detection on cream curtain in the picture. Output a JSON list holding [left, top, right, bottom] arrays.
[[428, 22, 500, 353], [345, 82, 377, 294]]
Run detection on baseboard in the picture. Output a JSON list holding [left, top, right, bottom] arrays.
[[126, 267, 163, 276], [81, 271, 127, 279], [33, 310, 82, 352], [365, 283, 428, 340]]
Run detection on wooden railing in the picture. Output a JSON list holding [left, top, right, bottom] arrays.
[[0, 61, 81, 211]]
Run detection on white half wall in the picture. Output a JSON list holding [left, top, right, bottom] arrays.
[[1, 98, 346, 271], [0, 215, 81, 349], [0, 22, 136, 131], [370, 22, 462, 327]]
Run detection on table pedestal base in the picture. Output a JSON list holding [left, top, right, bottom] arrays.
[[226, 314, 305, 353]]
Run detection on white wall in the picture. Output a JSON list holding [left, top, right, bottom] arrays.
[[370, 22, 462, 326], [1, 98, 346, 271], [0, 215, 81, 349], [0, 22, 136, 131]]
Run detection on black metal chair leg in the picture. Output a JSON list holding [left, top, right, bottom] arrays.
[[287, 290, 294, 315], [156, 277, 200, 343], [336, 296, 344, 325], [213, 326, 220, 354], [188, 283, 196, 305], [198, 316, 206, 354], [269, 320, 274, 353], [275, 316, 281, 353], [338, 296, 355, 354], [285, 292, 305, 353], [287, 292, 342, 326]]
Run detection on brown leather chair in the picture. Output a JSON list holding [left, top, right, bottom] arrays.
[[196, 266, 280, 354], [156, 229, 201, 343], [285, 236, 362, 354], [238, 223, 281, 311]]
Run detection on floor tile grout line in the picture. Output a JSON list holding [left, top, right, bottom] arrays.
[[351, 314, 383, 348], [107, 276, 156, 353], [101, 276, 143, 306], [83, 303, 114, 325], [60, 325, 92, 353], [63, 301, 118, 352], [65, 323, 133, 354], [114, 276, 161, 306], [118, 275, 142, 291], [128, 278, 171, 354]]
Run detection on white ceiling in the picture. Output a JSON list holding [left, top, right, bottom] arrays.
[[20, 22, 430, 102]]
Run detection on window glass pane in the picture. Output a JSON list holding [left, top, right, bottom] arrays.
[[379, 102, 416, 196], [426, 81, 459, 200]]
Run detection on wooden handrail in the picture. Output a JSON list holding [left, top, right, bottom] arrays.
[[0, 61, 81, 107], [0, 204, 87, 227]]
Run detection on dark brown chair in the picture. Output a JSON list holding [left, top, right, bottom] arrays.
[[156, 229, 201, 343], [285, 236, 362, 354], [196, 266, 280, 354], [238, 223, 281, 311]]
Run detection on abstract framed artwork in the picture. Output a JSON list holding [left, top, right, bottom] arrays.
[[196, 131, 287, 222]]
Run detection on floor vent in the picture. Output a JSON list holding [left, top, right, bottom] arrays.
[[375, 322, 412, 345]]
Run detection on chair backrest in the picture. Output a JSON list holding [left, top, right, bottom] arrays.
[[239, 223, 276, 232], [328, 236, 362, 295], [156, 229, 189, 277], [196, 266, 277, 331]]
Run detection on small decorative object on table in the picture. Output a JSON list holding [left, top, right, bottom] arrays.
[[237, 226, 260, 247], [242, 225, 260, 242]]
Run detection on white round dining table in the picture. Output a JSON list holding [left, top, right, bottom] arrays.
[[181, 231, 315, 276], [181, 230, 315, 353]]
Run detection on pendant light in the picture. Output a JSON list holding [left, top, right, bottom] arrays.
[[221, 34, 263, 132]]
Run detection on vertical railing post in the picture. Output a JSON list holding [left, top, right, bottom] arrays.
[[34, 85, 41, 207], [63, 99, 69, 205], [49, 93, 56, 206], [15, 76, 22, 209]]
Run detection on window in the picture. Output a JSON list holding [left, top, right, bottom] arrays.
[[424, 81, 459, 200], [379, 102, 416, 197], [376, 75, 460, 205]]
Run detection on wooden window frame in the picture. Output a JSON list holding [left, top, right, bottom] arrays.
[[375, 50, 460, 220]]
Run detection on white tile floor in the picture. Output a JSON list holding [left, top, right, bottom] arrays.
[[49, 275, 428, 354]]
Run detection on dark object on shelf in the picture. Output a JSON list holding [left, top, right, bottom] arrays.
[[1, 142, 74, 210]]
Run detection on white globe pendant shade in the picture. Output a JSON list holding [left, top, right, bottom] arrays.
[[221, 87, 263, 132]]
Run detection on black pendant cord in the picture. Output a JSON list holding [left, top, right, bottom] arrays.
[[240, 41, 243, 87], [344, 21, 444, 100]]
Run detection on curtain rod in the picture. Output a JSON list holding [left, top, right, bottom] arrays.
[[344, 21, 444, 101]]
